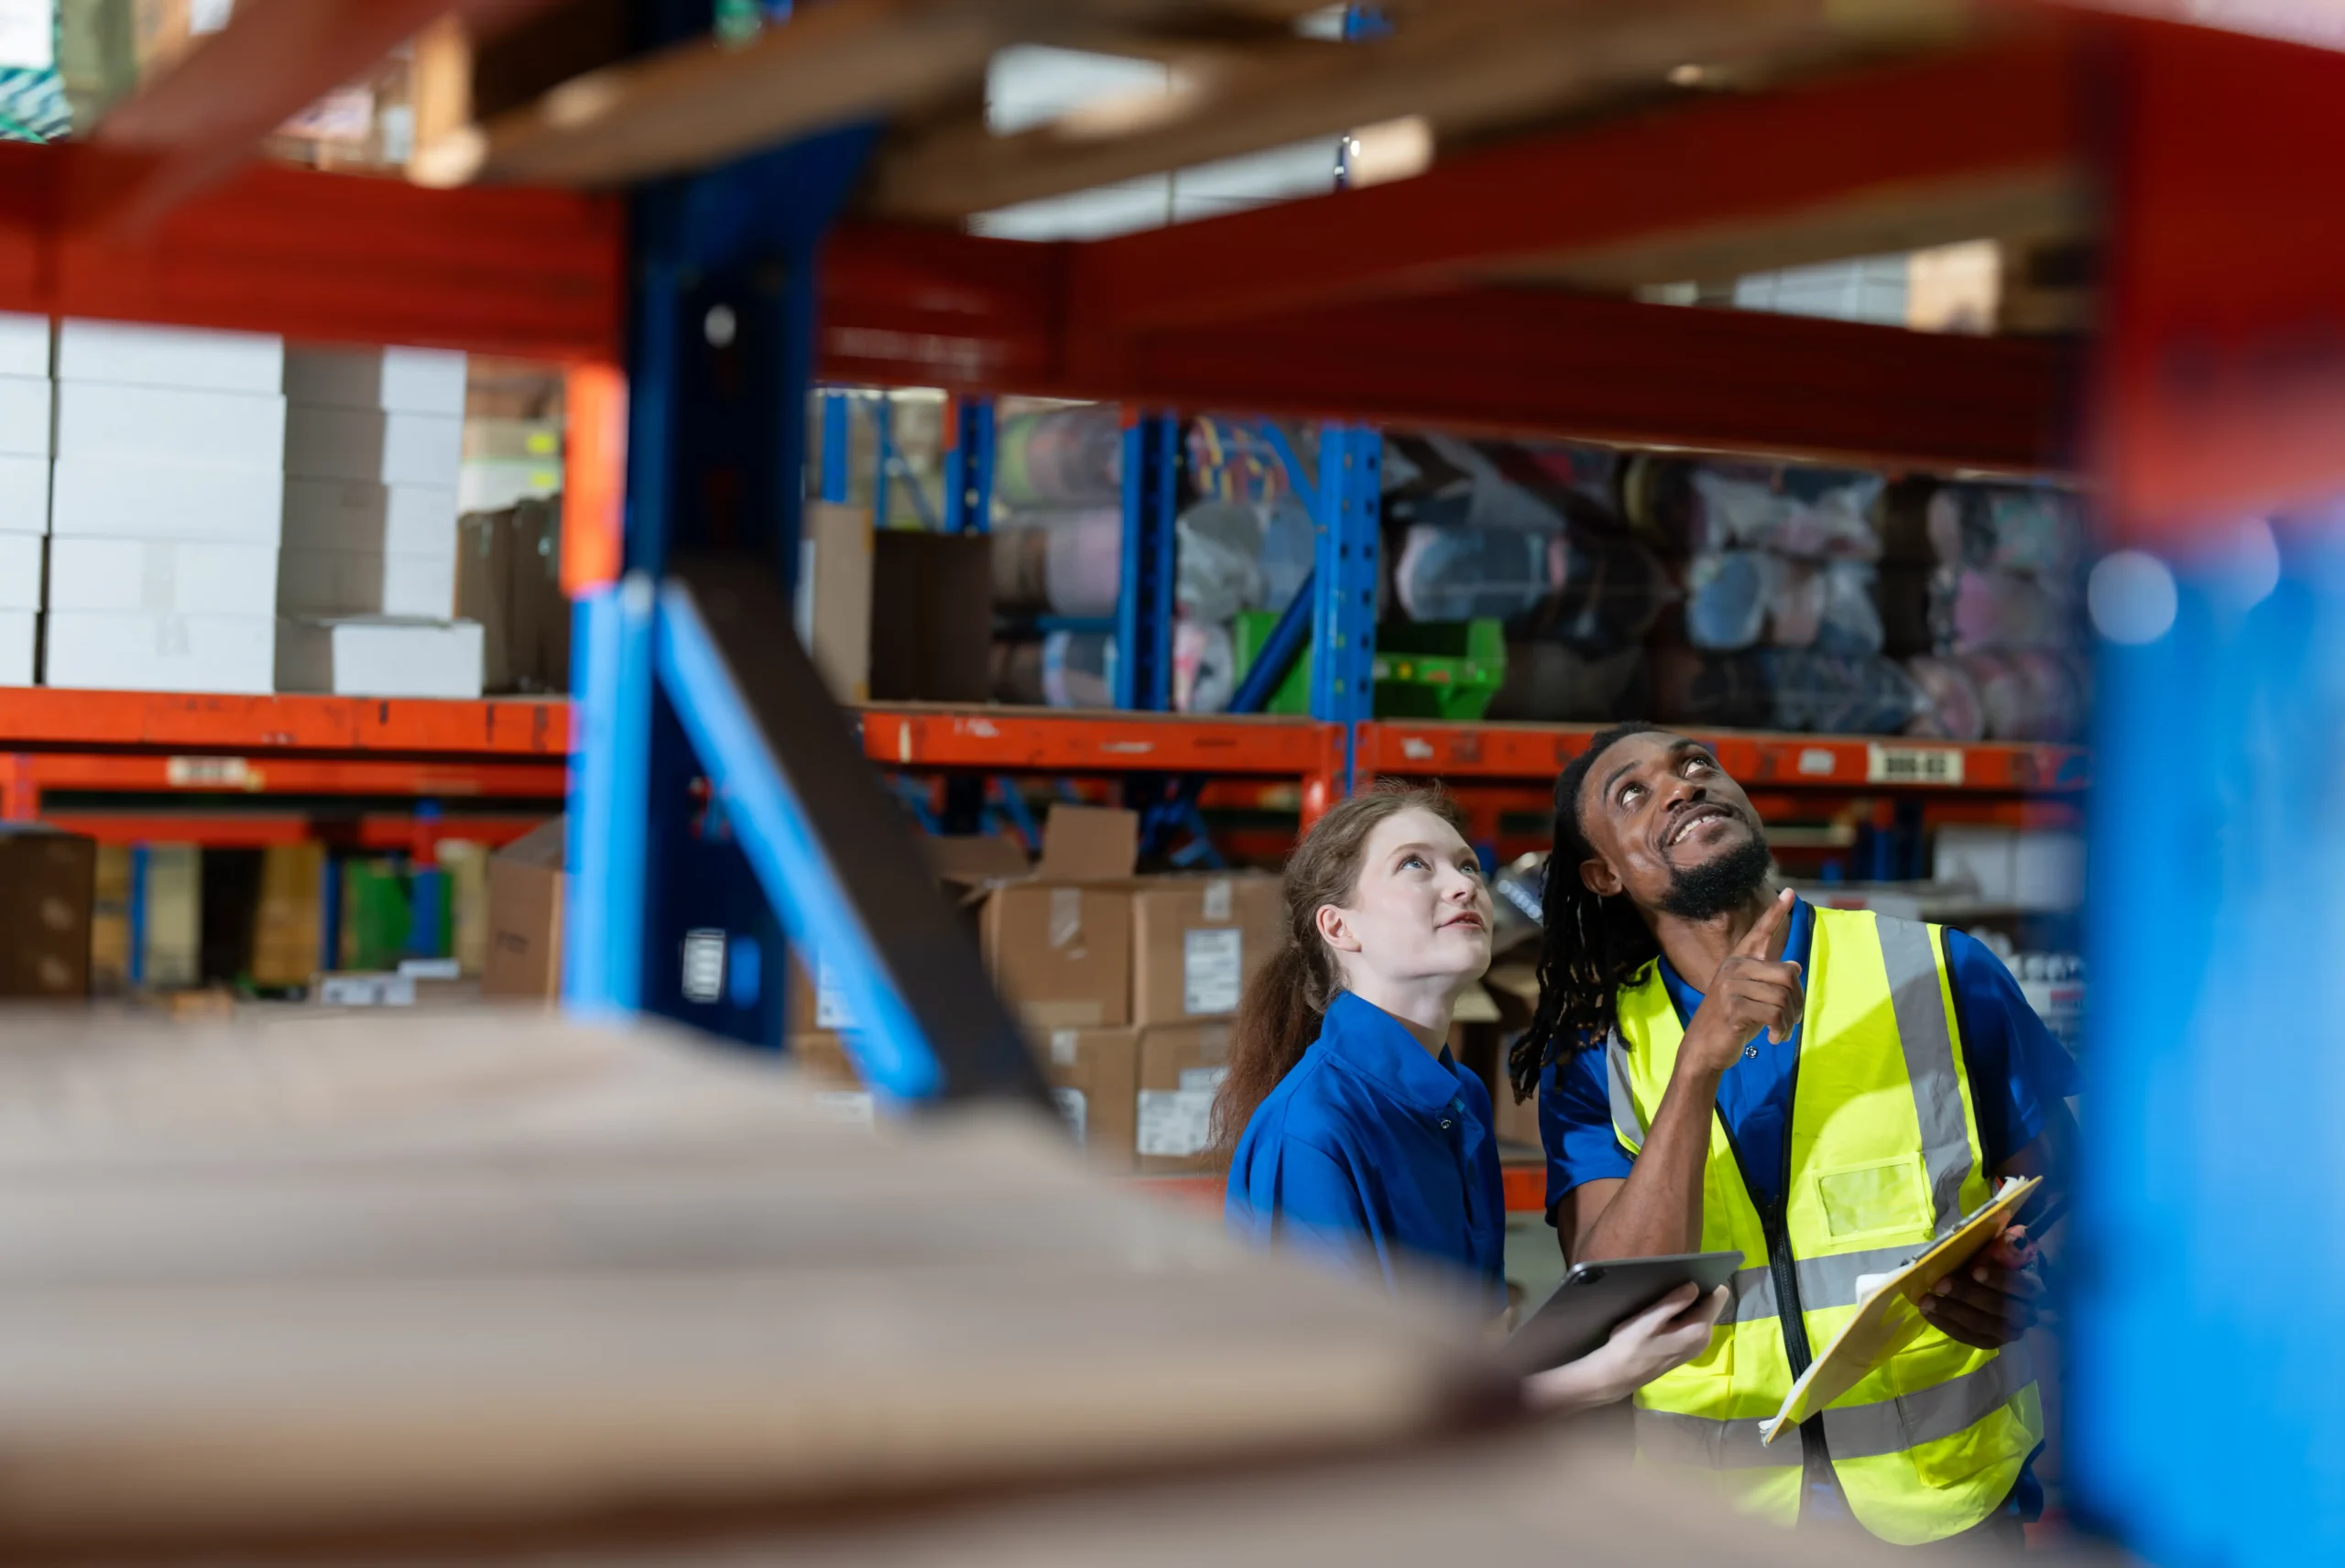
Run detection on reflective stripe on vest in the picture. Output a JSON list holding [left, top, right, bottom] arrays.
[[1607, 906, 2043, 1546]]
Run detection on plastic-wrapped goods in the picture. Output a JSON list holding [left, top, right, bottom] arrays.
[[1930, 567, 2074, 653], [991, 631, 1117, 709], [1520, 443, 1621, 514], [1812, 561, 1885, 658], [1175, 502, 1268, 624], [988, 507, 1123, 617], [1620, 453, 1700, 556], [1258, 496, 1314, 615], [1685, 550, 1772, 650], [994, 405, 1122, 506], [1687, 463, 1884, 560], [1903, 655, 1989, 742], [1959, 649, 2089, 742], [1382, 431, 1618, 534], [1486, 642, 1642, 723], [1187, 416, 1301, 506], [1649, 646, 1772, 729], [1173, 619, 1237, 713], [1517, 528, 1672, 653], [1925, 484, 2085, 579], [1760, 650, 1920, 735], [1394, 525, 1554, 623]]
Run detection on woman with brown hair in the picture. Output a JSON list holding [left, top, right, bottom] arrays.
[[1216, 782, 1725, 1411]]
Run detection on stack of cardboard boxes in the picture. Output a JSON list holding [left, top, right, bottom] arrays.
[[0, 314, 46, 681], [789, 805, 1285, 1173], [277, 343, 483, 697], [46, 320, 286, 691]]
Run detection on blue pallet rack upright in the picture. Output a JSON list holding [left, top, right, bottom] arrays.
[[562, 12, 1047, 1108]]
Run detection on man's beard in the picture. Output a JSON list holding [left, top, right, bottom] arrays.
[[1657, 833, 1772, 920]]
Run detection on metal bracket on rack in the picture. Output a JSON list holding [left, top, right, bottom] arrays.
[[943, 395, 997, 534]]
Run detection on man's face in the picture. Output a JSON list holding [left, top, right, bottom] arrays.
[[1573, 731, 1770, 917]]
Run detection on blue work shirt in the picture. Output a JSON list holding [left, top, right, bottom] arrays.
[[1227, 990, 1507, 1311], [1538, 896, 2075, 1523]]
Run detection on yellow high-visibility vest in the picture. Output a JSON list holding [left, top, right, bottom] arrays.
[[1604, 905, 2043, 1545]]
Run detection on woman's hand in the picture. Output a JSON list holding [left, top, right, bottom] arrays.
[[1522, 1282, 1729, 1416]]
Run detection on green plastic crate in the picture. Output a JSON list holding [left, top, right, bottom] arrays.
[[1228, 615, 1506, 721]]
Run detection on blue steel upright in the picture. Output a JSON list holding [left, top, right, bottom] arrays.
[[1113, 411, 1180, 711], [943, 395, 996, 535], [1312, 423, 1382, 788]]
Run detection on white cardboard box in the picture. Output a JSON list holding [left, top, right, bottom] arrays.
[[283, 346, 466, 415], [277, 548, 456, 618], [458, 457, 564, 515], [50, 458, 283, 544], [0, 374, 49, 458], [48, 539, 278, 616], [0, 531, 38, 610], [276, 615, 482, 698], [0, 452, 50, 534], [284, 405, 461, 487], [281, 478, 457, 554], [56, 382, 286, 468], [56, 319, 284, 393], [0, 608, 30, 684], [0, 312, 49, 379], [44, 612, 275, 692]]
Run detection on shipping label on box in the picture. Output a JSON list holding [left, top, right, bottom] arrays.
[[1136, 1023, 1232, 1172], [1131, 874, 1283, 1024]]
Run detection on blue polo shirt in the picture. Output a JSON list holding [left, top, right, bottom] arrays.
[[1227, 991, 1506, 1310], [1537, 896, 2075, 1525]]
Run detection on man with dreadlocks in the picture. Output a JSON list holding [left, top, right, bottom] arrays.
[[1510, 724, 2076, 1549]]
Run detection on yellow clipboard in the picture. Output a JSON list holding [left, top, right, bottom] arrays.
[[1761, 1175, 2042, 1443]]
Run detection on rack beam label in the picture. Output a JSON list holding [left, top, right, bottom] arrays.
[[1866, 744, 1964, 787]]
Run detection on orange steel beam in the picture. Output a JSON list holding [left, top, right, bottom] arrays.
[[855, 704, 1347, 777], [44, 811, 551, 849], [12, 755, 564, 799], [1359, 722, 2090, 795], [1070, 31, 2084, 336], [0, 690, 570, 757]]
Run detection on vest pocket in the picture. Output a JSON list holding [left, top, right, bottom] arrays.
[[1811, 1154, 1933, 1242]]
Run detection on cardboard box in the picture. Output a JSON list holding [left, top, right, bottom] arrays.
[[284, 404, 462, 486], [276, 616, 483, 698], [50, 457, 284, 543], [0, 610, 29, 683], [0, 452, 49, 535], [1136, 1020, 1234, 1173], [455, 497, 568, 694], [284, 478, 459, 555], [0, 311, 48, 379], [43, 612, 275, 692], [57, 318, 283, 393], [976, 806, 1136, 1030], [48, 539, 278, 616], [0, 531, 38, 610], [1129, 872, 1285, 1025], [797, 498, 870, 704], [0, 375, 49, 458], [277, 547, 457, 617], [0, 826, 95, 999], [144, 844, 201, 988], [55, 382, 285, 467], [459, 457, 563, 514], [868, 530, 991, 702], [482, 818, 565, 1000], [283, 345, 466, 415], [250, 841, 325, 988], [1490, 1074, 1542, 1149]]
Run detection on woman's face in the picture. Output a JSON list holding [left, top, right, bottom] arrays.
[[1319, 807, 1494, 990]]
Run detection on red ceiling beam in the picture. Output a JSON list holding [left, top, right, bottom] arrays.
[[1069, 29, 2085, 337]]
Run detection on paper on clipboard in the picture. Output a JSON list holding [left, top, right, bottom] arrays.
[[1760, 1175, 2042, 1443]]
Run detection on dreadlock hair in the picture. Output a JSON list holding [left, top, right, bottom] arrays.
[[1506, 723, 1665, 1103], [1208, 781, 1467, 1160]]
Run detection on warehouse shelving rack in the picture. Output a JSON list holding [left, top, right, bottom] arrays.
[[17, 6, 2345, 1556]]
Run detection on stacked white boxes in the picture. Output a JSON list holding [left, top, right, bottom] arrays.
[[46, 321, 286, 693], [276, 345, 484, 697], [0, 313, 48, 684]]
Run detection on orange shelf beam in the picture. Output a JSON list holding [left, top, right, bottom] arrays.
[[856, 704, 1348, 779], [0, 689, 570, 757], [43, 811, 551, 849]]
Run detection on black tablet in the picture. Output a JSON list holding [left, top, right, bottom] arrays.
[[1504, 1250, 1744, 1374]]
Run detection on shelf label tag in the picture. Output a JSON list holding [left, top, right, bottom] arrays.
[[167, 756, 254, 788], [1866, 744, 1964, 787]]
